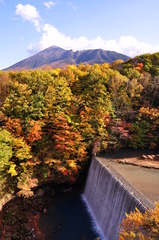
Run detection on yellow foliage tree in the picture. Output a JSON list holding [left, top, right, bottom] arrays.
[[120, 203, 159, 240]]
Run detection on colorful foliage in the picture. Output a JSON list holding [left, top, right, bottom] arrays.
[[27, 120, 42, 144], [120, 203, 159, 240], [129, 107, 159, 149], [0, 53, 159, 198]]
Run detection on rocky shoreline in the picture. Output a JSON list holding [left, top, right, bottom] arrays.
[[0, 192, 47, 239], [115, 154, 159, 169]]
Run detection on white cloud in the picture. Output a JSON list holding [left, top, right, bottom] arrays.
[[67, 2, 77, 10], [28, 23, 159, 57], [16, 4, 159, 57], [15, 4, 41, 31], [43, 1, 55, 9], [117, 36, 159, 56]]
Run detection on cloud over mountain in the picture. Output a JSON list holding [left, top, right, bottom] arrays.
[[15, 3, 159, 58]]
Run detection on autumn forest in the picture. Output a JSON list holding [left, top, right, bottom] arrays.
[[0, 52, 159, 198], [0, 52, 159, 238]]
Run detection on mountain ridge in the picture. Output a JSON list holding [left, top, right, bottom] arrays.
[[3, 46, 130, 71]]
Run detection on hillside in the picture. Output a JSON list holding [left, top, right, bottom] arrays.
[[3, 46, 129, 71], [122, 52, 159, 76], [0, 52, 159, 238]]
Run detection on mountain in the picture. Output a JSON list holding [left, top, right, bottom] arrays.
[[3, 46, 130, 71]]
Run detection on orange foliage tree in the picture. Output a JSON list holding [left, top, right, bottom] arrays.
[[44, 115, 87, 183], [27, 120, 42, 144]]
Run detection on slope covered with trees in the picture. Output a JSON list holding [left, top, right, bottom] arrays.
[[0, 52, 159, 200]]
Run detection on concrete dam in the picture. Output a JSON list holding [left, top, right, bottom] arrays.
[[82, 156, 154, 240]]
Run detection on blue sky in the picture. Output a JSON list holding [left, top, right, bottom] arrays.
[[0, 0, 159, 69]]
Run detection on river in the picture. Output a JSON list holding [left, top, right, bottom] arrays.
[[38, 187, 101, 240]]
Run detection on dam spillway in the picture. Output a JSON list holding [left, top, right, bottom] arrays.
[[83, 156, 154, 240]]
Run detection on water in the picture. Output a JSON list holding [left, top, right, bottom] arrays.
[[83, 157, 147, 240], [38, 188, 101, 240]]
